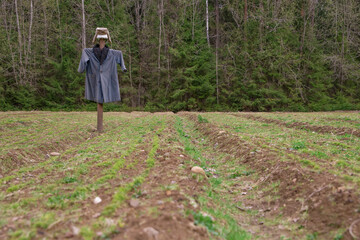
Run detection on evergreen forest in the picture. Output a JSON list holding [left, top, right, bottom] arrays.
[[1, 0, 360, 112]]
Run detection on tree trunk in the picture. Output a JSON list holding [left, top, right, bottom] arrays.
[[192, 0, 197, 41], [215, 0, 220, 105], [43, 2, 49, 59], [2, 1, 18, 84], [158, 0, 163, 87], [206, 0, 210, 47], [244, 0, 248, 42], [244, 0, 248, 23], [26, 0, 34, 68], [81, 0, 86, 49], [56, 0, 63, 61], [127, 38, 135, 108], [300, 4, 306, 55], [14, 0, 23, 84], [259, 0, 264, 51]]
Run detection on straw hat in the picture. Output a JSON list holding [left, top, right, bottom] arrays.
[[92, 27, 112, 44]]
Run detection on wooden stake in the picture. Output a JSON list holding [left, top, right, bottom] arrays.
[[97, 103, 103, 132]]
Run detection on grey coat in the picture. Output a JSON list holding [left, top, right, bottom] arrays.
[[78, 48, 126, 103]]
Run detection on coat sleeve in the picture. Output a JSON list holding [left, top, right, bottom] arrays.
[[78, 49, 90, 73], [114, 50, 127, 72]]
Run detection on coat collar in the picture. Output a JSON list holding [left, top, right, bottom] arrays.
[[93, 44, 109, 65]]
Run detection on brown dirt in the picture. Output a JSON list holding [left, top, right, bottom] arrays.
[[234, 113, 360, 138], [325, 117, 360, 125], [16, 115, 210, 240], [0, 129, 97, 175], [110, 117, 210, 240], [181, 112, 360, 239]]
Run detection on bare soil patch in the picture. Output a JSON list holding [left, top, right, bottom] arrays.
[[235, 113, 360, 137], [181, 112, 360, 239]]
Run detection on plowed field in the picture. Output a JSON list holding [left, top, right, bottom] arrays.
[[1, 111, 359, 240]]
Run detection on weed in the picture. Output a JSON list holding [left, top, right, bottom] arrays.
[[192, 211, 218, 235], [46, 195, 66, 209], [228, 170, 254, 179], [198, 115, 209, 123], [7, 183, 26, 193], [292, 141, 306, 150], [336, 160, 349, 168], [306, 232, 318, 240], [80, 226, 95, 240], [310, 151, 329, 159], [62, 176, 78, 184], [33, 212, 56, 229]]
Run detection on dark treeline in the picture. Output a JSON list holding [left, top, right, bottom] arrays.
[[1, 0, 360, 111]]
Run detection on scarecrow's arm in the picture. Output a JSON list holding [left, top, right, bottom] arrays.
[[113, 50, 127, 72], [78, 49, 90, 73]]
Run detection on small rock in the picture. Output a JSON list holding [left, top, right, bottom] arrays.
[[71, 226, 80, 236], [93, 197, 102, 204], [189, 198, 198, 208], [179, 154, 184, 158], [64, 232, 74, 238], [292, 178, 297, 183], [105, 218, 116, 226], [129, 199, 140, 208], [50, 152, 60, 156], [143, 227, 159, 240], [96, 232, 103, 237], [164, 153, 170, 157], [191, 166, 206, 177], [241, 192, 247, 195], [92, 213, 101, 218], [171, 180, 176, 184], [300, 205, 308, 213], [201, 212, 215, 221], [157, 200, 164, 205], [219, 131, 226, 134]]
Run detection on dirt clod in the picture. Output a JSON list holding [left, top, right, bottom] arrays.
[[143, 227, 159, 240], [191, 166, 206, 177], [129, 198, 140, 208]]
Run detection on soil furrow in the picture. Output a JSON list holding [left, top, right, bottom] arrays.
[[233, 113, 360, 137], [180, 112, 360, 239]]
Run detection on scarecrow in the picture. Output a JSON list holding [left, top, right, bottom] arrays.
[[78, 28, 127, 132]]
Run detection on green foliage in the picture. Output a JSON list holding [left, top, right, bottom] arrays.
[[0, 0, 359, 111], [228, 170, 255, 179], [292, 141, 306, 150], [62, 176, 78, 184], [198, 115, 209, 123], [192, 211, 218, 235]]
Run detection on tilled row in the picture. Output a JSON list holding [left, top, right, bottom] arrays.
[[0, 114, 162, 239], [233, 113, 360, 138], [181, 112, 360, 239], [109, 117, 210, 240]]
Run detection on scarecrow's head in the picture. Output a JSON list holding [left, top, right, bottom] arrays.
[[92, 27, 112, 44]]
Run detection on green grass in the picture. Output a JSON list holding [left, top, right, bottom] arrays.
[[175, 116, 251, 239], [1, 112, 359, 239]]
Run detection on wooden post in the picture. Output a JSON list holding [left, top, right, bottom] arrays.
[[97, 103, 103, 132]]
